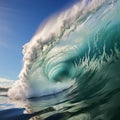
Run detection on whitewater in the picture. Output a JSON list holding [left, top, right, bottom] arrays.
[[0, 0, 119, 119]]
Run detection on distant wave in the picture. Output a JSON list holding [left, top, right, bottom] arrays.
[[0, 87, 9, 91], [0, 78, 14, 96], [0, 78, 14, 88], [8, 0, 120, 100]]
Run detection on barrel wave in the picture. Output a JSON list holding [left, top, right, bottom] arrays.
[[8, 0, 120, 107]]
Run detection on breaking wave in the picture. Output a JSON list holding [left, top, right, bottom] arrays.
[[8, 0, 120, 100]]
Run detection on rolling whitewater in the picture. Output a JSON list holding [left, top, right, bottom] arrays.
[[0, 0, 120, 120]]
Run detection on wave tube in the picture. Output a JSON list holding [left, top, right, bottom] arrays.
[[8, 0, 120, 99]]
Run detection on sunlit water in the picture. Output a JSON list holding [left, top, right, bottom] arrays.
[[0, 0, 120, 120]]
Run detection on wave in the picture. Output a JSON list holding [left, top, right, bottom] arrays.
[[0, 78, 14, 96], [8, 0, 120, 100]]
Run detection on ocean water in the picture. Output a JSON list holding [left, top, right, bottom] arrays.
[[0, 0, 120, 120]]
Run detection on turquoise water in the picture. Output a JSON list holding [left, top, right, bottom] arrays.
[[0, 0, 120, 120]]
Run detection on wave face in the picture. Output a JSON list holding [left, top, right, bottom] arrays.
[[8, 0, 120, 100]]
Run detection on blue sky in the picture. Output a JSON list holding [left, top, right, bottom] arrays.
[[0, 0, 79, 80]]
